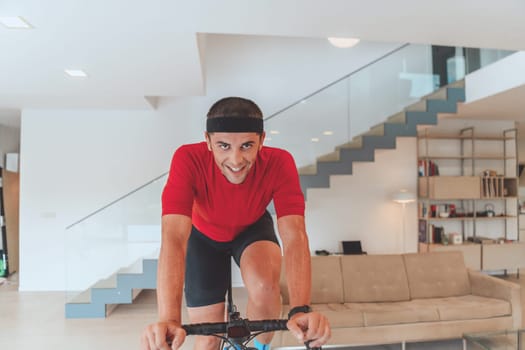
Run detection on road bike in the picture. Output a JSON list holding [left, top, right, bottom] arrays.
[[176, 269, 321, 350]]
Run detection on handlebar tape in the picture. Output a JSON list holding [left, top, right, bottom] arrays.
[[181, 319, 289, 335]]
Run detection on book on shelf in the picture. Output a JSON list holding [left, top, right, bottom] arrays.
[[418, 160, 440, 176], [418, 219, 427, 243], [418, 222, 445, 244]]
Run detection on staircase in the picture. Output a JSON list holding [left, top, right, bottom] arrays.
[[299, 81, 465, 197], [65, 256, 157, 318], [64, 82, 465, 318]]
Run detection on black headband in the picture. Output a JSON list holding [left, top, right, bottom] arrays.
[[206, 117, 264, 133]]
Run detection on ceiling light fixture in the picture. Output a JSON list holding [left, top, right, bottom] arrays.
[[65, 69, 88, 78], [311, 138, 320, 142], [0, 16, 33, 29], [327, 37, 360, 49], [323, 131, 334, 136], [269, 130, 280, 135]]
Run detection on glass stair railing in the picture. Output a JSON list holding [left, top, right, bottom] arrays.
[[64, 44, 514, 317]]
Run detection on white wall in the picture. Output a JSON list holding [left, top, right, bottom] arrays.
[[306, 138, 418, 254], [19, 99, 214, 290], [18, 36, 406, 291], [466, 51, 525, 103]]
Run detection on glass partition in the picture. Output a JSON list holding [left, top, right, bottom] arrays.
[[65, 174, 166, 300], [265, 44, 435, 168], [265, 44, 513, 168]]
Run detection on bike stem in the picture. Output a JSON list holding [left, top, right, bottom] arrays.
[[227, 256, 236, 318]]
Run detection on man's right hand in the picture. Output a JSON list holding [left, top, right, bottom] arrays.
[[141, 321, 186, 350]]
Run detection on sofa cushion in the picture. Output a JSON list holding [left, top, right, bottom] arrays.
[[403, 251, 471, 299], [341, 254, 410, 303], [431, 295, 512, 321], [346, 300, 439, 326], [279, 255, 344, 304]]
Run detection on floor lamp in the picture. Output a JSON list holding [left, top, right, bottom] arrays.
[[392, 189, 416, 253]]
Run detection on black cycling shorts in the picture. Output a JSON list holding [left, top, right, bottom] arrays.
[[184, 211, 280, 307]]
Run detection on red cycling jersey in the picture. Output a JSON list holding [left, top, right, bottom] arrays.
[[162, 142, 305, 242]]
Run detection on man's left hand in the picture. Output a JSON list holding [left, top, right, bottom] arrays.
[[286, 311, 331, 348]]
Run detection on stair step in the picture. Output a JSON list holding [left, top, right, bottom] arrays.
[[448, 79, 465, 88], [423, 86, 447, 101], [92, 274, 118, 289], [405, 100, 427, 112], [387, 111, 407, 124], [298, 164, 317, 175], [67, 289, 92, 304], [336, 138, 362, 150], [317, 151, 340, 163], [364, 124, 385, 136], [117, 259, 144, 274]]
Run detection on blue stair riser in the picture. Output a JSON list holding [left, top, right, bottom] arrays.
[[361, 134, 397, 149], [405, 111, 438, 126], [142, 259, 158, 271], [316, 161, 353, 176], [91, 287, 133, 304], [445, 87, 466, 102], [382, 123, 418, 137], [300, 174, 330, 191], [426, 99, 459, 114], [65, 302, 106, 318], [117, 274, 156, 289], [340, 145, 375, 161]]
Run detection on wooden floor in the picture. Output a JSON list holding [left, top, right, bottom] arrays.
[[1, 272, 525, 350], [0, 273, 250, 350]]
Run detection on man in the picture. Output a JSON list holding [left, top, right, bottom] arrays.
[[141, 97, 331, 350]]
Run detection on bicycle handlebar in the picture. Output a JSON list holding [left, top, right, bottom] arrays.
[[181, 319, 320, 350], [182, 318, 288, 335]]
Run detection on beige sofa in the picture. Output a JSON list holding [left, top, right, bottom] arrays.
[[274, 251, 521, 348]]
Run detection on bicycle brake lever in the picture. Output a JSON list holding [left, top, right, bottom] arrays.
[[304, 340, 321, 350]]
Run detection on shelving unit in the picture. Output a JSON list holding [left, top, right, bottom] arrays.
[[417, 121, 524, 272]]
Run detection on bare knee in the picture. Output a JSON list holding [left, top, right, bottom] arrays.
[[240, 241, 282, 306], [248, 278, 280, 305]]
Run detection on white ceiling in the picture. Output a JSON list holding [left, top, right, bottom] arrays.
[[1, 0, 525, 127]]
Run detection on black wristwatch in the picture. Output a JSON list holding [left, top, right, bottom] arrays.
[[288, 305, 312, 319]]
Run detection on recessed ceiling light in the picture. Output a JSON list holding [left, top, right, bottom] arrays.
[[323, 131, 334, 136], [311, 138, 320, 142], [270, 130, 280, 135], [300, 99, 307, 104], [327, 37, 360, 48], [65, 69, 88, 78], [0, 16, 33, 29]]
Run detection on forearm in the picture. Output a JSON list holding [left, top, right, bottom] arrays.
[[156, 214, 191, 323], [278, 215, 312, 307], [157, 242, 186, 322]]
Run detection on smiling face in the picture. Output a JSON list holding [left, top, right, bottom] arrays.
[[205, 131, 265, 184]]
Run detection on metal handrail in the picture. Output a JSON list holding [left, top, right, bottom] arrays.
[[65, 171, 168, 229], [265, 43, 409, 121]]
